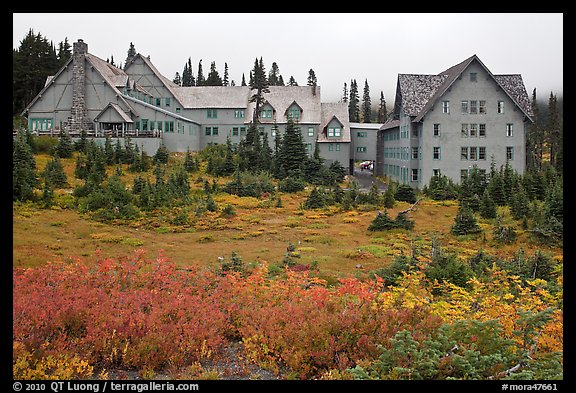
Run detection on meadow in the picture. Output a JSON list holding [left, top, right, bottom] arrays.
[[12, 152, 563, 380]]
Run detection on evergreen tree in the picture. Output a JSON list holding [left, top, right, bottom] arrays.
[[13, 29, 61, 116], [40, 178, 54, 208], [153, 143, 170, 164], [377, 91, 388, 123], [43, 154, 68, 188], [222, 136, 236, 176], [223, 62, 229, 86], [307, 68, 318, 95], [451, 205, 482, 236], [241, 73, 247, 86], [304, 186, 327, 209], [268, 62, 282, 86], [259, 131, 273, 171], [362, 79, 372, 123], [479, 188, 497, 219], [341, 82, 348, 103], [196, 59, 205, 86], [56, 37, 72, 67], [249, 57, 270, 124], [287, 76, 298, 86], [348, 79, 360, 122], [13, 131, 38, 201], [510, 184, 531, 220], [526, 88, 540, 171], [395, 184, 417, 204], [368, 210, 396, 231], [205, 61, 223, 86], [104, 135, 115, 165], [126, 42, 136, 64], [279, 119, 307, 175], [547, 91, 561, 170], [184, 147, 198, 172], [55, 130, 74, 158]]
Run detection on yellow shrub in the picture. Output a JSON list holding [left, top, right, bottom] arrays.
[[13, 342, 94, 380]]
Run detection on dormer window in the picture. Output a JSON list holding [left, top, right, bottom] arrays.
[[260, 109, 273, 119], [470, 72, 478, 82], [327, 127, 341, 137], [287, 108, 301, 120]]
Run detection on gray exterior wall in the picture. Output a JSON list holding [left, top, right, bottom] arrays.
[[418, 62, 527, 189], [350, 122, 382, 163]]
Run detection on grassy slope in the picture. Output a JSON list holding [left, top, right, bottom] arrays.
[[13, 153, 562, 278]]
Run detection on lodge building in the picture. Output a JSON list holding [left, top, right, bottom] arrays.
[[22, 40, 533, 188]]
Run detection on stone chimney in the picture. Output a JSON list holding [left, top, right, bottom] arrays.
[[66, 39, 92, 133]]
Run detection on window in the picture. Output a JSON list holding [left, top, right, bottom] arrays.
[[479, 124, 486, 137], [260, 109, 272, 118], [356, 131, 367, 138], [442, 101, 450, 114], [461, 124, 469, 138], [305, 143, 312, 152], [335, 144, 341, 151], [176, 107, 181, 113], [433, 169, 441, 177], [470, 100, 478, 114], [308, 127, 315, 137], [411, 169, 419, 182], [433, 124, 441, 137], [479, 100, 486, 114], [165, 121, 174, 132], [356, 147, 367, 153], [506, 123, 514, 137], [470, 124, 477, 137], [232, 127, 239, 136], [328, 127, 341, 137], [240, 127, 246, 136], [461, 101, 469, 114], [207, 109, 217, 118], [234, 110, 245, 118], [470, 72, 477, 82], [469, 146, 478, 160], [461, 169, 469, 182], [461, 147, 468, 160], [433, 147, 441, 160], [205, 127, 218, 136], [412, 147, 419, 160], [506, 146, 514, 160], [141, 119, 148, 131], [165, 97, 171, 107], [272, 125, 278, 137], [156, 98, 161, 106], [498, 101, 504, 114], [479, 146, 486, 160], [288, 108, 300, 120], [329, 144, 334, 151]]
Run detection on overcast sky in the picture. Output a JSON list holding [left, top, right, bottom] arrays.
[[13, 13, 563, 104]]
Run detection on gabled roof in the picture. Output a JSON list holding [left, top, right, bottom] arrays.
[[246, 86, 322, 124], [22, 51, 137, 116], [172, 86, 251, 109], [94, 102, 133, 123], [126, 53, 184, 107], [317, 102, 351, 143], [395, 55, 534, 123]]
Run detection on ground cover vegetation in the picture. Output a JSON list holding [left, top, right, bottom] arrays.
[[13, 129, 563, 380]]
